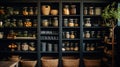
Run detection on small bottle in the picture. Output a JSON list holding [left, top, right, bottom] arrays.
[[17, 20, 23, 27], [64, 18, 68, 27], [63, 5, 70, 15], [24, 19, 32, 27], [89, 7, 94, 15], [28, 7, 34, 15], [66, 32, 70, 39], [85, 31, 90, 38], [53, 17, 58, 27], [70, 5, 76, 15], [33, 19, 37, 27], [84, 7, 88, 15], [86, 43, 90, 51], [70, 31, 75, 39], [23, 7, 28, 15], [0, 20, 3, 27], [66, 42, 70, 51], [74, 19, 78, 27], [74, 43, 79, 51], [90, 43, 95, 51], [34, 7, 38, 15], [62, 43, 65, 51], [70, 42, 74, 51], [84, 18, 91, 27], [69, 19, 74, 27], [95, 7, 101, 15], [42, 19, 49, 27]]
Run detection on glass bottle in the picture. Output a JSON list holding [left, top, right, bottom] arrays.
[[90, 31, 95, 38], [28, 7, 34, 15], [69, 19, 74, 27], [85, 31, 90, 38], [63, 5, 70, 15], [74, 43, 78, 51], [12, 19, 17, 27], [66, 42, 70, 51], [17, 20, 23, 27], [95, 7, 101, 15], [23, 7, 28, 16], [90, 43, 95, 51], [53, 17, 58, 27], [0, 32, 3, 38], [86, 43, 90, 51], [70, 42, 74, 51], [24, 19, 32, 27], [64, 18, 68, 27], [84, 18, 91, 27], [62, 43, 65, 51], [89, 7, 94, 15], [84, 7, 88, 15], [42, 42, 46, 52], [62, 32, 65, 38], [74, 19, 78, 27], [70, 31, 75, 39], [48, 43, 52, 52], [66, 32, 70, 39], [97, 31, 101, 38], [33, 19, 37, 27], [70, 5, 76, 15]]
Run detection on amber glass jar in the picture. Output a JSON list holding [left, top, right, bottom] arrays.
[[70, 5, 76, 15], [69, 19, 74, 27], [24, 19, 32, 27], [63, 5, 70, 15], [23, 7, 28, 16]]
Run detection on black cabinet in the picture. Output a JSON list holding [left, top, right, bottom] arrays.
[[0, 0, 113, 67]]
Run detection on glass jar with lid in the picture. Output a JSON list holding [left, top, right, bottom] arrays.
[[64, 18, 68, 27], [63, 5, 70, 15], [70, 5, 76, 15]]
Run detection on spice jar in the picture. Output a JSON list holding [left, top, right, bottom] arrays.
[[89, 7, 94, 15], [42, 19, 49, 27], [63, 5, 70, 15], [23, 7, 28, 16], [84, 18, 91, 27], [53, 17, 58, 27], [28, 7, 34, 15], [70, 31, 75, 39], [84, 7, 88, 15], [22, 42, 29, 51], [69, 19, 74, 27], [24, 19, 32, 27], [70, 5, 76, 15]]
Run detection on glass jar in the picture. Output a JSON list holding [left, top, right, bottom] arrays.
[[66, 32, 70, 39], [53, 17, 58, 27], [63, 5, 70, 15], [84, 18, 91, 27], [41, 42, 46, 52], [64, 18, 68, 27], [74, 43, 78, 51], [24, 19, 32, 27], [28, 7, 34, 15], [84, 7, 88, 15], [42, 19, 49, 27], [95, 7, 101, 15], [89, 7, 94, 15], [18, 20, 23, 27], [70, 5, 76, 15], [70, 31, 75, 39], [85, 31, 90, 38], [70, 43, 74, 51], [48, 43, 52, 51], [86, 43, 90, 51], [74, 19, 78, 27], [23, 7, 28, 16], [69, 19, 74, 27], [22, 42, 29, 51]]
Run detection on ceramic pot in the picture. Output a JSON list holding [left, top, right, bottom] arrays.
[[42, 5, 51, 15]]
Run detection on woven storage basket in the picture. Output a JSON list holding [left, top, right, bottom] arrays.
[[20, 59, 37, 67], [62, 56, 80, 67], [84, 58, 101, 67], [41, 56, 59, 67]]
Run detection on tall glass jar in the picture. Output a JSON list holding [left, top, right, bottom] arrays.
[[63, 5, 70, 15], [66, 32, 70, 39], [70, 5, 76, 15]]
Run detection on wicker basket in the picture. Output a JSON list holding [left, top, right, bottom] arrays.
[[20, 59, 37, 67], [84, 58, 101, 67], [62, 56, 80, 67], [41, 56, 59, 67]]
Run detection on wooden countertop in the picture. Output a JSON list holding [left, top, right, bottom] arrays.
[[0, 61, 18, 67]]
